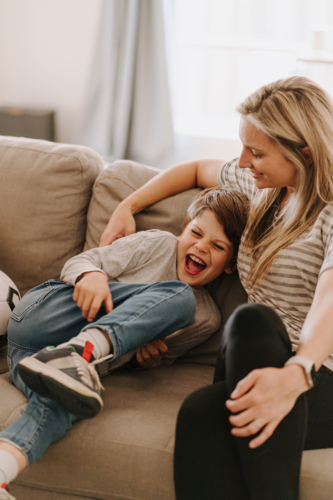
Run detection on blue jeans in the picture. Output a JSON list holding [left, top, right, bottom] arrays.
[[0, 279, 196, 465]]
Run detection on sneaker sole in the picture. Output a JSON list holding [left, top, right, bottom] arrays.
[[18, 357, 103, 419]]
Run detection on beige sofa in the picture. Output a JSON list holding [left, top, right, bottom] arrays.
[[0, 136, 332, 500]]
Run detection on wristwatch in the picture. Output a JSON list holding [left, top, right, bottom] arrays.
[[284, 356, 316, 388]]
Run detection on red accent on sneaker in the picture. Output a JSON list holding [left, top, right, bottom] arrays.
[[82, 341, 94, 362], [1, 483, 7, 489]]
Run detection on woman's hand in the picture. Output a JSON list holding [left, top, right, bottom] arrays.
[[135, 338, 168, 367], [225, 365, 309, 448], [73, 271, 113, 322], [99, 202, 136, 247]]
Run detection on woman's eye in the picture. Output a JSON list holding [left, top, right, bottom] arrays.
[[252, 152, 263, 158]]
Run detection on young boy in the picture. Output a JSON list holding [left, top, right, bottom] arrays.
[[0, 188, 248, 500]]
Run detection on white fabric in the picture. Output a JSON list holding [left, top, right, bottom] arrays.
[[218, 158, 333, 371], [0, 450, 19, 485], [76, 0, 174, 165], [59, 328, 111, 360]]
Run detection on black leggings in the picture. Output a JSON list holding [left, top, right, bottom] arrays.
[[174, 303, 333, 500]]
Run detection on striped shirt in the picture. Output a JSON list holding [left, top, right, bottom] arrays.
[[218, 158, 333, 371]]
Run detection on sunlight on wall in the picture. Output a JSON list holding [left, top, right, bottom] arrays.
[[172, 0, 333, 140]]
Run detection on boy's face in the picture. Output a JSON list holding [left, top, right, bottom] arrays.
[[177, 210, 235, 289]]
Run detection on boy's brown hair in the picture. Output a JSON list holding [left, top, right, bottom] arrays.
[[183, 188, 249, 266]]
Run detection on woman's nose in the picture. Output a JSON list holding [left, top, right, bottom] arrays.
[[238, 148, 252, 169]]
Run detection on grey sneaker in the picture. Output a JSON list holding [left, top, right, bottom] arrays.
[[0, 486, 16, 500], [17, 345, 104, 419]]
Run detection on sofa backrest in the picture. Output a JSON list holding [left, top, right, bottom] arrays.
[[84, 159, 202, 249], [0, 136, 104, 295]]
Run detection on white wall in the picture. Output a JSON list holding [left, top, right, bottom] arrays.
[[0, 0, 243, 165], [0, 0, 102, 143]]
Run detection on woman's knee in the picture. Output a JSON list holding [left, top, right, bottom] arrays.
[[177, 382, 228, 432], [223, 303, 288, 345]]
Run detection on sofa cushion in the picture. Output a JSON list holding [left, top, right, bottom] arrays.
[[1, 368, 332, 500], [0, 136, 104, 296], [1, 364, 213, 500], [0, 345, 7, 374], [84, 160, 202, 250]]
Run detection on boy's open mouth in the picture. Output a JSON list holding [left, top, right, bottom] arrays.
[[185, 254, 207, 275]]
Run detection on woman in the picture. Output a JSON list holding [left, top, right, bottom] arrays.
[[100, 76, 333, 499]]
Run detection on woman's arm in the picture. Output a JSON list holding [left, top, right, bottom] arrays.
[[99, 159, 223, 246], [296, 267, 333, 367], [226, 267, 333, 448]]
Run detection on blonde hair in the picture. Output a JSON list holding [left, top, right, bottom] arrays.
[[237, 76, 333, 286], [183, 188, 249, 266]]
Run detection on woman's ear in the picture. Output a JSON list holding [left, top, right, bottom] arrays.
[[302, 146, 313, 165]]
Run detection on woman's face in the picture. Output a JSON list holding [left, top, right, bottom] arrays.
[[238, 116, 299, 191]]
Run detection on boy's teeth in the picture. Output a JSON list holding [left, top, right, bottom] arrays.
[[189, 255, 205, 265]]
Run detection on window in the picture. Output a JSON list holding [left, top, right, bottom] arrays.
[[172, 0, 333, 139]]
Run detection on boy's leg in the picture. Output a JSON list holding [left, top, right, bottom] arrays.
[[0, 276, 110, 491], [0, 334, 77, 493], [12, 280, 195, 361], [89, 281, 196, 358], [17, 281, 196, 418]]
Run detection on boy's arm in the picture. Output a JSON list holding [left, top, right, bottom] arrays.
[[60, 235, 146, 322], [60, 234, 147, 285], [161, 291, 221, 365]]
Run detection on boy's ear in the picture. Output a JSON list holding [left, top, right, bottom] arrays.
[[224, 262, 237, 274]]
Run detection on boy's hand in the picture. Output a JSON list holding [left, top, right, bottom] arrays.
[[135, 339, 168, 367], [73, 271, 113, 322]]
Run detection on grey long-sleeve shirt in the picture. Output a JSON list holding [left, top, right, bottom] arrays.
[[60, 230, 221, 373]]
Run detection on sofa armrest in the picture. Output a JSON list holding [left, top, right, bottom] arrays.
[[0, 136, 104, 295]]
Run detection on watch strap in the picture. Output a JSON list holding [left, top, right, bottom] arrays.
[[285, 356, 316, 388]]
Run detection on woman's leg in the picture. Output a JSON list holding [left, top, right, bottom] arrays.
[[304, 366, 333, 450], [174, 381, 251, 500], [174, 303, 308, 500]]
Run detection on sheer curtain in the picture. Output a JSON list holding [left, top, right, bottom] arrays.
[[76, 0, 174, 165], [173, 0, 333, 140]]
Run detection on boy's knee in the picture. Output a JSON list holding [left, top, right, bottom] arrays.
[[175, 283, 196, 325], [154, 281, 196, 323]]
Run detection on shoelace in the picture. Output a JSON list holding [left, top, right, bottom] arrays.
[[71, 353, 105, 393], [92, 353, 114, 365]]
